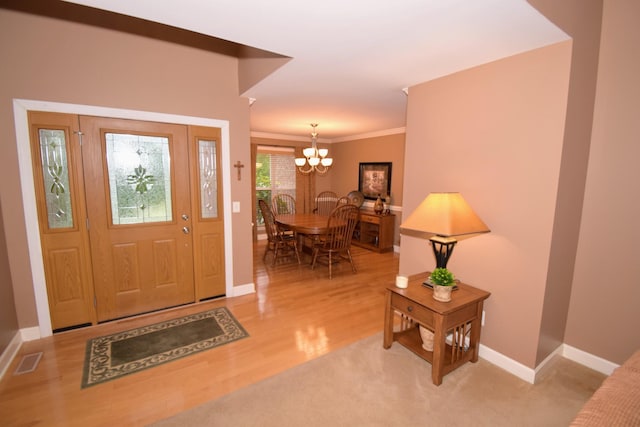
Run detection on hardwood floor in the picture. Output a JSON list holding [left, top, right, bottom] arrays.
[[0, 241, 399, 426]]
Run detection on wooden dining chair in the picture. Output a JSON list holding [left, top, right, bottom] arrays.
[[313, 191, 338, 215], [259, 199, 300, 266], [271, 193, 297, 215], [336, 196, 351, 207], [311, 204, 360, 279]]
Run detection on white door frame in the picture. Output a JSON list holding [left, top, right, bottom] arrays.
[[13, 99, 234, 338]]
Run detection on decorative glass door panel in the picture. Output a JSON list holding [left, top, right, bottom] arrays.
[[198, 139, 219, 219], [105, 133, 172, 225], [38, 129, 74, 229]]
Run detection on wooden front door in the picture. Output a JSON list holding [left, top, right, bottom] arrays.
[[29, 112, 225, 329], [80, 116, 195, 321]]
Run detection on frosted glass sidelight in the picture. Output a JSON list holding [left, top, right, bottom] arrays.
[[105, 133, 172, 224], [198, 139, 218, 219], [39, 129, 74, 229]]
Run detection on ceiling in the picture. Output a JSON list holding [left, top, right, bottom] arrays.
[[62, 0, 569, 140]]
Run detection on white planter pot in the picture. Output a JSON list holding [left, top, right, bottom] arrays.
[[432, 284, 452, 302]]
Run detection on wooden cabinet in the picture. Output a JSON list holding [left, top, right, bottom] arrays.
[[352, 210, 395, 252]]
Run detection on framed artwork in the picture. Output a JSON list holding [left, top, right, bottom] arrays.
[[358, 162, 392, 200]]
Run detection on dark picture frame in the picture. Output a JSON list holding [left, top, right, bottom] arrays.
[[358, 162, 392, 200]]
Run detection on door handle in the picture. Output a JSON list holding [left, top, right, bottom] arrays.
[[182, 214, 189, 221], [182, 226, 190, 234]]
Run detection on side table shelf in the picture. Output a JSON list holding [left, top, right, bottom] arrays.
[[383, 272, 490, 385], [394, 325, 469, 376]]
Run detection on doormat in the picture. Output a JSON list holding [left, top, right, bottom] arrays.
[[81, 307, 248, 388]]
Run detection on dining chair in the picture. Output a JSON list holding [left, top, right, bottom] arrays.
[[311, 204, 360, 279], [313, 191, 338, 215], [259, 199, 301, 266], [336, 196, 351, 207], [272, 193, 297, 215]]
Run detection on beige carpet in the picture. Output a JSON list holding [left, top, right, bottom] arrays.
[[151, 333, 605, 427]]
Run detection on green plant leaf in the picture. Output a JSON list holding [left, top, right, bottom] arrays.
[[430, 267, 455, 286]]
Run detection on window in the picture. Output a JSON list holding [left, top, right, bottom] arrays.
[[255, 145, 296, 226]]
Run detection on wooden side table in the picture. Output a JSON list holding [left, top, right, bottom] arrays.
[[383, 272, 490, 385]]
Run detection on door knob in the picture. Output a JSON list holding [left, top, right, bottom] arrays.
[[182, 214, 189, 221], [182, 226, 190, 234]]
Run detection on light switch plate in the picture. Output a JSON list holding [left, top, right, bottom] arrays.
[[232, 201, 240, 213]]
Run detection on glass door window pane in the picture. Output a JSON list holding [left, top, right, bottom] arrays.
[[39, 129, 74, 229], [198, 139, 218, 219], [105, 133, 172, 225]]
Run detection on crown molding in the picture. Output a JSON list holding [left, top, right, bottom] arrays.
[[250, 131, 319, 142], [331, 127, 406, 143], [251, 126, 406, 144]]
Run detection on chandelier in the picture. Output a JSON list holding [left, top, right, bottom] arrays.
[[294, 123, 333, 174]]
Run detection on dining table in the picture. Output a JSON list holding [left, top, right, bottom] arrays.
[[274, 213, 334, 260], [274, 213, 331, 236]]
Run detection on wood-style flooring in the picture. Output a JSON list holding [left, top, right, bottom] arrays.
[[0, 241, 399, 426]]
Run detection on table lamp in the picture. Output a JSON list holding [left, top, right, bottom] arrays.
[[400, 192, 490, 269]]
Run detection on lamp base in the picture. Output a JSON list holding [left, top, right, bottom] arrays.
[[429, 236, 457, 269]]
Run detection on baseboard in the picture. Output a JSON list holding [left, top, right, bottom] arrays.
[[479, 342, 619, 384], [479, 344, 536, 384], [562, 343, 620, 375], [0, 331, 23, 379], [231, 282, 256, 297], [21, 326, 41, 342], [532, 343, 565, 382]]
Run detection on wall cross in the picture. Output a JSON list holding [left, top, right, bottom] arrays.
[[234, 161, 245, 181]]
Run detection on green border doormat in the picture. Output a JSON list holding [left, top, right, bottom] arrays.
[[81, 307, 248, 388]]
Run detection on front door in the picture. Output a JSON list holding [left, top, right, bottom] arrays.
[[80, 116, 195, 321], [29, 112, 226, 329]]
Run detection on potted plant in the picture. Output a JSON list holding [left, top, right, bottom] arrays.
[[430, 267, 455, 302], [418, 268, 456, 351]]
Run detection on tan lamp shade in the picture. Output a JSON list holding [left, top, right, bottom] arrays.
[[400, 192, 490, 241]]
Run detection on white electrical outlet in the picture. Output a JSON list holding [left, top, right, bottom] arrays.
[[232, 201, 240, 213]]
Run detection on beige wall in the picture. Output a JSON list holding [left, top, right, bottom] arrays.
[[0, 9, 254, 330], [401, 0, 639, 368], [400, 42, 573, 368], [330, 133, 405, 207], [526, 0, 603, 366], [0, 201, 19, 353], [565, 0, 640, 364]]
